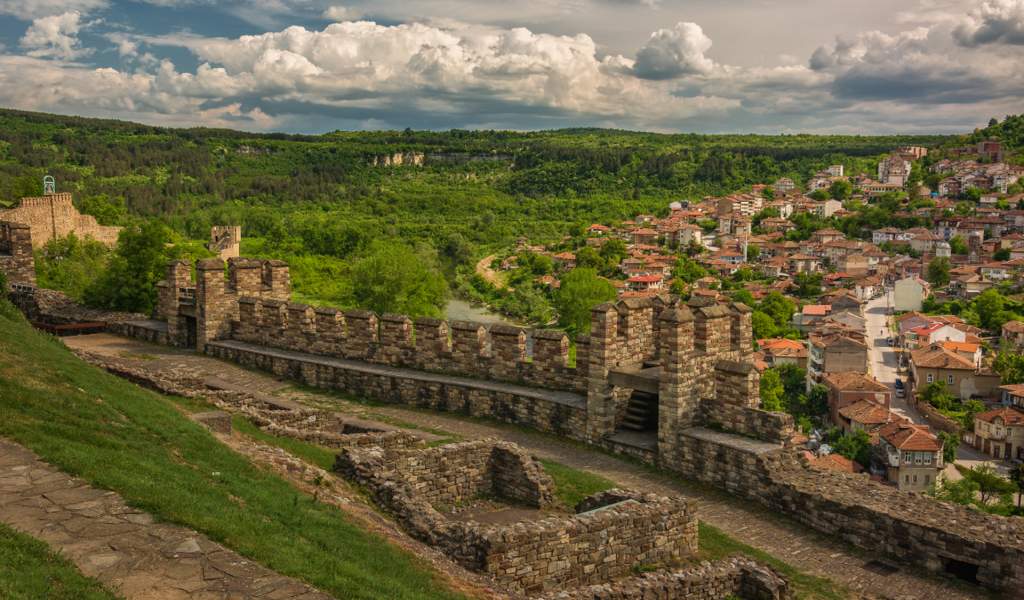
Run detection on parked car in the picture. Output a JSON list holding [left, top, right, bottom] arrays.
[[886, 337, 893, 346], [896, 388, 906, 398], [895, 378, 903, 389]]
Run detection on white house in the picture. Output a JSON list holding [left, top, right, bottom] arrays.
[[895, 277, 930, 312]]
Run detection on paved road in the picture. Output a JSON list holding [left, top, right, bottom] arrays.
[[865, 288, 921, 425], [63, 334, 989, 600]]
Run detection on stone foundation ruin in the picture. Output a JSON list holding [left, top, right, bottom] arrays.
[[337, 440, 699, 595]]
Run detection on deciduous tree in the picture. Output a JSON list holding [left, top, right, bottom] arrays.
[[351, 243, 449, 318], [552, 268, 617, 337]]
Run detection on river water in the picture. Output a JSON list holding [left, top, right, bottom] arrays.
[[445, 298, 535, 356]]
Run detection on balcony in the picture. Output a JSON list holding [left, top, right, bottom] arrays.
[[991, 434, 1005, 441]]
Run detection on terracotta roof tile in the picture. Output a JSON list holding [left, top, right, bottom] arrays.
[[811, 454, 863, 474], [823, 371, 890, 393]]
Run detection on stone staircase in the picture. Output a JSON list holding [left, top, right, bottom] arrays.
[[620, 391, 657, 431]]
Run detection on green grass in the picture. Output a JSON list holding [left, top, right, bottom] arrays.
[[697, 522, 850, 600], [0, 523, 119, 600], [0, 306, 472, 600], [539, 459, 617, 508]]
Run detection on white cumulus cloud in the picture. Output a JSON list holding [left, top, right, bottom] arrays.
[[631, 22, 715, 80], [0, 0, 108, 20], [953, 0, 1024, 46], [20, 11, 98, 60], [322, 6, 359, 21]]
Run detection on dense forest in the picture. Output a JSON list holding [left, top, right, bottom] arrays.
[[1, 107, 1016, 314]]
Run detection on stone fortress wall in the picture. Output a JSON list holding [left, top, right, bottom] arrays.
[[9, 250, 1024, 595], [208, 226, 240, 259], [0, 192, 121, 246], [0, 221, 35, 285]]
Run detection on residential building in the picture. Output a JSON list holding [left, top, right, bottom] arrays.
[[972, 406, 1024, 460], [837, 399, 895, 436], [631, 229, 658, 245], [909, 343, 1001, 400], [872, 227, 903, 245], [903, 322, 966, 350], [809, 331, 869, 388], [910, 231, 943, 253], [823, 370, 891, 427], [774, 177, 795, 192], [874, 420, 944, 492], [878, 155, 912, 187], [626, 274, 664, 292], [894, 277, 929, 312], [840, 254, 870, 278], [831, 293, 864, 316], [1003, 321, 1024, 346], [950, 140, 1018, 162], [758, 337, 808, 369]]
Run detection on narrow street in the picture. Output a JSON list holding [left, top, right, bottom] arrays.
[[864, 286, 921, 424]]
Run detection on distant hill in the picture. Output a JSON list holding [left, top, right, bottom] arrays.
[[962, 113, 1024, 151]]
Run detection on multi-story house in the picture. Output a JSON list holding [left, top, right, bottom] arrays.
[[879, 155, 912, 187], [874, 420, 944, 492], [808, 329, 869, 388], [910, 231, 943, 253], [823, 370, 891, 428], [788, 253, 820, 274], [894, 277, 929, 312], [873, 227, 903, 245], [972, 407, 1024, 461], [773, 177, 795, 192], [933, 217, 963, 241], [909, 342, 1001, 400], [979, 262, 1010, 280], [903, 322, 966, 350]]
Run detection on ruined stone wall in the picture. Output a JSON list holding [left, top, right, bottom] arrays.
[[672, 427, 1024, 596], [536, 553, 794, 600], [0, 193, 121, 246], [204, 341, 589, 442], [0, 221, 35, 285], [242, 406, 426, 451], [338, 442, 697, 595]]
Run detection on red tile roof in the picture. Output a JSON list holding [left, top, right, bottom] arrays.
[[811, 454, 863, 474], [876, 420, 943, 452]]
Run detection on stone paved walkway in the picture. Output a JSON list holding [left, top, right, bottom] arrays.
[[64, 334, 991, 600], [0, 438, 335, 600]]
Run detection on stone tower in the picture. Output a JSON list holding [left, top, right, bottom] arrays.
[[968, 235, 980, 265]]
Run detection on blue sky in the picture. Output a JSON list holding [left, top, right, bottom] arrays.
[[0, 0, 1022, 135]]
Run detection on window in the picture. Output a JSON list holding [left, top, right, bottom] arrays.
[[913, 475, 918, 484], [1009, 428, 1013, 436], [997, 428, 1002, 436], [927, 373, 934, 383], [948, 375, 955, 385], [924, 452, 931, 464], [988, 424, 992, 432], [904, 451, 912, 463], [925, 474, 930, 485], [905, 475, 910, 484], [915, 452, 923, 464]]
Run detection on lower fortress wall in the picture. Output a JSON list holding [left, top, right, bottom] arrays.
[[204, 340, 589, 442]]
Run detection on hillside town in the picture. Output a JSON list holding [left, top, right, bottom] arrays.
[[486, 141, 1024, 497]]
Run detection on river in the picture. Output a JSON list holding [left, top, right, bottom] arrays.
[[445, 297, 535, 356]]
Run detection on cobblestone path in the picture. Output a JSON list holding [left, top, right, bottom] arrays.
[[0, 438, 335, 600], [64, 334, 990, 600]]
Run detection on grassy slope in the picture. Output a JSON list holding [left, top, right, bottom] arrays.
[[0, 305, 469, 600], [0, 523, 119, 600]]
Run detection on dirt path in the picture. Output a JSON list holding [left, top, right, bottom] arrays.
[[64, 334, 988, 600], [475, 255, 504, 289]]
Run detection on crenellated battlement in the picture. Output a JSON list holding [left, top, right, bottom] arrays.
[[157, 255, 790, 443], [231, 295, 589, 392]]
